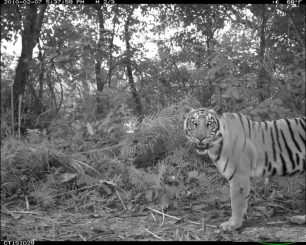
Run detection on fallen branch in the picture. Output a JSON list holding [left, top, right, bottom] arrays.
[[141, 226, 165, 241], [266, 221, 290, 225], [146, 207, 180, 220], [115, 188, 126, 210], [146, 206, 217, 228], [157, 207, 165, 229]]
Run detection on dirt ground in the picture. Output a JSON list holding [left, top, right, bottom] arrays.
[[1, 197, 305, 242]]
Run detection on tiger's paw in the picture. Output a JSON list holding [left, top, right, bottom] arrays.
[[220, 219, 242, 231]]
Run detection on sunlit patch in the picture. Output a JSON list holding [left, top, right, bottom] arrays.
[[124, 119, 138, 133]]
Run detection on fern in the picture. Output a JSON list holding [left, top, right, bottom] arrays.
[[120, 138, 137, 159], [116, 99, 226, 206], [127, 165, 162, 191], [127, 166, 147, 191], [29, 182, 57, 207], [157, 160, 167, 185]]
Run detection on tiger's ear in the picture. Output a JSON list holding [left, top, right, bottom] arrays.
[[211, 87, 223, 115]]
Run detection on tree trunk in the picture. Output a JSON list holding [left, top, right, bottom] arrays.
[[257, 4, 269, 103], [94, 6, 105, 115], [107, 5, 118, 88], [46, 71, 58, 109], [12, 5, 47, 120], [35, 42, 45, 115], [124, 10, 143, 117]]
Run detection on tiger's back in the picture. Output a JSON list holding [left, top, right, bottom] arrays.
[[183, 106, 305, 231], [218, 113, 305, 180]]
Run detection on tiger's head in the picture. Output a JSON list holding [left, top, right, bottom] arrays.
[[183, 106, 222, 155]]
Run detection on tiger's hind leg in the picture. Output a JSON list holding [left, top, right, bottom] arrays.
[[220, 175, 251, 231]]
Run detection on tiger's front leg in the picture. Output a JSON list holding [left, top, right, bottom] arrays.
[[220, 175, 250, 231]]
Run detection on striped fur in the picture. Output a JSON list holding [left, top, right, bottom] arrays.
[[184, 107, 306, 231]]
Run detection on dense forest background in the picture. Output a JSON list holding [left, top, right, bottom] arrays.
[[1, 4, 305, 241]]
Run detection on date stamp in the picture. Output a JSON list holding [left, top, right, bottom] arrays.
[[3, 241, 35, 245], [3, 0, 42, 3]]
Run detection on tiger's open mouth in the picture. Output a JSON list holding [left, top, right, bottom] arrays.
[[196, 143, 209, 151]]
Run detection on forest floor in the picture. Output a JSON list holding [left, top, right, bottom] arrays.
[[1, 193, 305, 242]]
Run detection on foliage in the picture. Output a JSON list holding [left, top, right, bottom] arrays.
[[1, 5, 22, 42], [1, 4, 305, 229], [120, 97, 199, 167], [2, 4, 304, 129], [242, 98, 291, 121]]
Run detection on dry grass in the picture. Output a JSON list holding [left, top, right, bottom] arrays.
[[1, 137, 305, 241]]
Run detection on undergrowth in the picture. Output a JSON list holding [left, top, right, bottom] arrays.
[[1, 98, 225, 213], [1, 98, 302, 218]]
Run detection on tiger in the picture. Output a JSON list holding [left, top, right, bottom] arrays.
[[183, 105, 305, 231]]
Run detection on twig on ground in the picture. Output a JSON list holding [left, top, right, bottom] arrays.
[[150, 212, 156, 222], [157, 207, 165, 229], [25, 195, 30, 210], [115, 188, 126, 210], [146, 207, 180, 220], [141, 226, 165, 241], [1, 210, 41, 215], [147, 206, 217, 228], [44, 184, 100, 201], [266, 221, 290, 225]]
